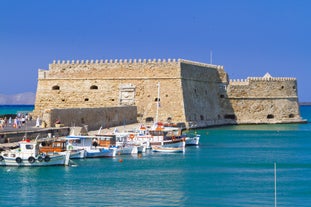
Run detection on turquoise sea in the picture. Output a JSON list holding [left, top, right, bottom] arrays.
[[0, 105, 34, 116], [0, 105, 311, 207]]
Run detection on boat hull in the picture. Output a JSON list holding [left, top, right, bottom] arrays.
[[84, 147, 117, 158], [0, 154, 68, 167], [152, 146, 184, 153], [185, 136, 200, 146]]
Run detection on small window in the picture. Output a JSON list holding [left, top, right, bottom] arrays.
[[52, 85, 60, 90], [200, 115, 204, 121], [267, 114, 274, 119], [289, 114, 295, 118], [90, 85, 98, 90], [84, 98, 89, 101], [26, 145, 33, 150], [155, 98, 160, 102], [293, 86, 296, 89], [146, 117, 154, 123], [220, 94, 225, 98]]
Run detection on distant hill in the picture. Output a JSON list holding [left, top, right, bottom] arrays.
[[0, 92, 36, 105], [300, 102, 311, 106]]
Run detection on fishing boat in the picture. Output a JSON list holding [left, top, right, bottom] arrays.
[[0, 138, 71, 166], [39, 138, 85, 159], [66, 135, 117, 158], [114, 133, 143, 155], [133, 123, 186, 149], [152, 145, 184, 153], [185, 134, 200, 146]]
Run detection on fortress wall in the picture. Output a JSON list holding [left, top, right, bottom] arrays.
[[46, 58, 181, 79], [42, 106, 137, 130], [228, 78, 298, 98], [33, 58, 304, 128], [34, 59, 188, 125], [226, 77, 301, 123], [179, 62, 231, 128], [227, 98, 300, 123]]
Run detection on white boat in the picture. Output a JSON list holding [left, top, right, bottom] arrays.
[[115, 133, 143, 155], [0, 139, 71, 167], [66, 135, 117, 158], [152, 145, 184, 153], [39, 138, 85, 159], [130, 124, 186, 149], [185, 134, 200, 146]]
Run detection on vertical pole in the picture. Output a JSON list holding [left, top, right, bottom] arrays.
[[274, 162, 277, 207], [156, 82, 160, 123]]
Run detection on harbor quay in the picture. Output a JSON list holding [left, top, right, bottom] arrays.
[[0, 119, 69, 150], [0, 118, 141, 151]]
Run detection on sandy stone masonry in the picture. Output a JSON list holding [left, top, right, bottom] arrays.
[[33, 58, 305, 129]]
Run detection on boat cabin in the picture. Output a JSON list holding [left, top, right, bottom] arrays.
[[39, 140, 67, 153], [95, 135, 116, 147], [2, 141, 40, 159]]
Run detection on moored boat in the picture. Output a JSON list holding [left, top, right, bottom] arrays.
[[115, 133, 143, 155], [39, 138, 85, 159], [66, 135, 117, 158], [0, 139, 71, 167], [185, 134, 200, 146], [152, 145, 184, 153]]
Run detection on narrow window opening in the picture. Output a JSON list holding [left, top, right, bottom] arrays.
[[145, 117, 154, 123], [267, 114, 274, 119], [52, 85, 60, 90], [90, 85, 98, 90], [200, 115, 204, 121]]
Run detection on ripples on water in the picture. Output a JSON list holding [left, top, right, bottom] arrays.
[[0, 106, 311, 206]]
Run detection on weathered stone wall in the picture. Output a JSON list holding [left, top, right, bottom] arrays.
[[42, 106, 137, 131], [179, 62, 233, 128], [226, 75, 301, 123], [34, 59, 216, 126], [33, 59, 305, 129]]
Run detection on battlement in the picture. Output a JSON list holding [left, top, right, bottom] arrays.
[[49, 58, 223, 70], [229, 73, 296, 85], [52, 58, 181, 65]]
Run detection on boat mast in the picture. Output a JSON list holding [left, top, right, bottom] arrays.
[[156, 82, 160, 123]]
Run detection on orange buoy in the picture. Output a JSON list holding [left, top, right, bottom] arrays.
[[119, 159, 123, 163]]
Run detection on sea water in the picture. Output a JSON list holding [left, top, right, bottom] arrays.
[[0, 105, 34, 116], [0, 105, 311, 207]]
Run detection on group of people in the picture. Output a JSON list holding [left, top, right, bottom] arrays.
[[0, 113, 32, 130]]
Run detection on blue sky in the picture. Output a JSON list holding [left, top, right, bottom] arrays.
[[1, 0, 310, 101]]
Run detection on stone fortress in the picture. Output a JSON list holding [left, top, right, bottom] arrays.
[[32, 58, 305, 130]]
